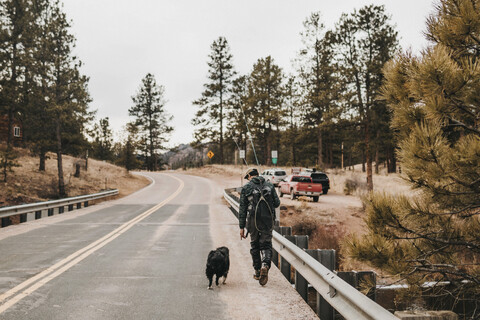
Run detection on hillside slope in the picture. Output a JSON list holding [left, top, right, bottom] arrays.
[[0, 148, 150, 207]]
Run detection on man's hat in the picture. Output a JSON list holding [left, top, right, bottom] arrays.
[[244, 168, 259, 179]]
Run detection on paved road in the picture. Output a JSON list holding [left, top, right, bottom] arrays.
[[0, 172, 318, 320], [0, 173, 228, 319]]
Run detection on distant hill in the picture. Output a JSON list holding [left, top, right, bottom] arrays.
[[162, 144, 206, 169]]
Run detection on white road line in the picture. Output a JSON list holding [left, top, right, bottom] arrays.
[[0, 174, 184, 314]]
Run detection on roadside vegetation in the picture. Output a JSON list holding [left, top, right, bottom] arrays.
[[0, 146, 150, 208]]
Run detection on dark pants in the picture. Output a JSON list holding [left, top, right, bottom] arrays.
[[247, 216, 273, 270]]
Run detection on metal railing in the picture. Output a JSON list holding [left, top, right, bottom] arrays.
[[0, 189, 119, 223], [223, 188, 399, 320]]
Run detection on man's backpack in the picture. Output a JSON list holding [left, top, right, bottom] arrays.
[[249, 181, 275, 232]]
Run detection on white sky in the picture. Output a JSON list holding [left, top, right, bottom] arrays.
[[62, 0, 436, 148]]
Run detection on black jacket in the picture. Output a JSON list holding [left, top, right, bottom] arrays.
[[238, 176, 280, 229]]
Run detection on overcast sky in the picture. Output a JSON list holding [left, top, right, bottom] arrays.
[[62, 0, 435, 148]]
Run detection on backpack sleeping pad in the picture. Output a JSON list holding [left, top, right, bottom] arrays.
[[249, 181, 275, 232]]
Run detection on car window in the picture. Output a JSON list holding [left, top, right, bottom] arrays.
[[311, 173, 328, 179], [274, 171, 286, 176]]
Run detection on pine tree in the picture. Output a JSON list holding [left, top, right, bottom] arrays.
[[129, 73, 173, 171], [91, 117, 114, 161], [347, 1, 480, 316], [116, 122, 140, 171], [0, 0, 41, 180], [225, 75, 249, 163], [192, 37, 235, 164], [247, 56, 284, 165], [333, 5, 399, 190], [283, 76, 301, 166], [297, 13, 342, 170], [50, 1, 91, 197]]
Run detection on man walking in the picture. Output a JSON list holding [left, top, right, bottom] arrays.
[[239, 168, 280, 286]]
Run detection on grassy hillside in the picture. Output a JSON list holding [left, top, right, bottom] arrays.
[[0, 147, 150, 207]]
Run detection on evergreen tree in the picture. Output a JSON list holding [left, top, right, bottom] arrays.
[[91, 117, 114, 161], [192, 36, 235, 164], [347, 1, 480, 316], [297, 13, 342, 170], [283, 76, 301, 166], [129, 73, 173, 171], [116, 122, 140, 171], [333, 5, 399, 189], [247, 56, 284, 165], [0, 0, 41, 180]]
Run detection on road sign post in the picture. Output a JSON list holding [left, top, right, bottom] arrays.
[[272, 150, 278, 166]]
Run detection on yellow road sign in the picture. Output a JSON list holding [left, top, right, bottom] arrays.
[[207, 150, 214, 159]]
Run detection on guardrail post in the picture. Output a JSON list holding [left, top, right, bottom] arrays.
[[48, 208, 54, 216], [282, 235, 295, 282], [294, 235, 309, 302], [58, 206, 64, 214], [35, 210, 42, 219], [76, 203, 82, 209], [84, 201, 88, 207], [336, 271, 358, 319], [68, 204, 74, 211], [1, 217, 11, 227], [272, 225, 280, 268], [306, 249, 335, 320], [280, 228, 293, 282], [20, 213, 27, 223]]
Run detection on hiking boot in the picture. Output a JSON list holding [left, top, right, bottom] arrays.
[[253, 269, 260, 280], [259, 263, 269, 286]]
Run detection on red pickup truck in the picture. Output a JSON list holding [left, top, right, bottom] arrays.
[[278, 175, 323, 202]]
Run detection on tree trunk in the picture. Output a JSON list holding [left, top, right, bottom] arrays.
[[56, 119, 66, 198], [388, 147, 397, 173], [365, 121, 373, 191], [375, 131, 380, 174], [39, 148, 46, 171], [362, 149, 366, 172], [317, 124, 323, 170], [266, 132, 272, 166], [219, 89, 224, 165], [329, 144, 333, 168]]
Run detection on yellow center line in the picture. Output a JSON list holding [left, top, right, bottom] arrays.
[[0, 173, 184, 314]]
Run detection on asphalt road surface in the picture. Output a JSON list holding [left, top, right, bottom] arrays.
[[0, 173, 318, 320]]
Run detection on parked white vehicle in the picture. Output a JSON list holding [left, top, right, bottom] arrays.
[[261, 168, 287, 186]]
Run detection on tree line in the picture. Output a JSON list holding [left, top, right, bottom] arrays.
[[192, 5, 399, 191], [0, 0, 172, 195]]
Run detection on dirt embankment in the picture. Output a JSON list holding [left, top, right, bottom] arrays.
[[0, 148, 150, 207]]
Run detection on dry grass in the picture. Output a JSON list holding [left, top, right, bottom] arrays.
[[0, 147, 150, 207]]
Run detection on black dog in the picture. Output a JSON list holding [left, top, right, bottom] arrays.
[[205, 246, 229, 289]]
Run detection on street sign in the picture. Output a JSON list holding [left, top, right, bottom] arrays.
[[271, 150, 278, 159], [239, 150, 245, 159], [207, 150, 214, 159], [272, 158, 277, 165]]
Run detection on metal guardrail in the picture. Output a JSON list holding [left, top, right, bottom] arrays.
[[0, 189, 119, 220], [223, 188, 399, 320]]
